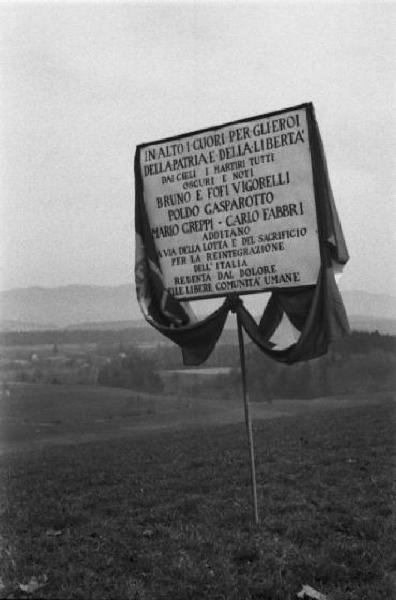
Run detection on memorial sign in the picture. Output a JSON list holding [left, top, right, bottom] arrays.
[[136, 103, 321, 300], [135, 103, 350, 525]]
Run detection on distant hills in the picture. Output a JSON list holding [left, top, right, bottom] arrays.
[[0, 284, 395, 334], [0, 285, 140, 330]]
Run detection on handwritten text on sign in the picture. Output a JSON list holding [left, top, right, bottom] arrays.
[[140, 106, 321, 300]]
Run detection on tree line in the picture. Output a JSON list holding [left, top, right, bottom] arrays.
[[96, 331, 395, 399]]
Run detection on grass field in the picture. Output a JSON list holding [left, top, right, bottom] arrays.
[[1, 383, 390, 452], [0, 388, 395, 599]]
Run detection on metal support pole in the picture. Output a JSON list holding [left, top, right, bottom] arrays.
[[236, 310, 259, 525]]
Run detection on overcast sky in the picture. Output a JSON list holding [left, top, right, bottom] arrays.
[[1, 1, 395, 297]]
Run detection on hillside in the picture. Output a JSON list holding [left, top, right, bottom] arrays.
[[0, 285, 140, 328], [0, 284, 395, 333]]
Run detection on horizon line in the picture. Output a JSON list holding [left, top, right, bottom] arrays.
[[0, 282, 395, 300]]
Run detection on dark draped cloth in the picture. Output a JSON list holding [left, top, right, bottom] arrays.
[[134, 104, 349, 366]]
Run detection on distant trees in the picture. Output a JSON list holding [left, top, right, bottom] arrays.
[[97, 350, 162, 392], [0, 327, 164, 348], [96, 331, 395, 398], [245, 336, 396, 401], [1, 327, 394, 398]]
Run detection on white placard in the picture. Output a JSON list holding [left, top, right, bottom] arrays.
[[139, 105, 321, 300]]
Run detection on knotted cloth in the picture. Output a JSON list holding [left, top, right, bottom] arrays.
[[134, 105, 349, 366]]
